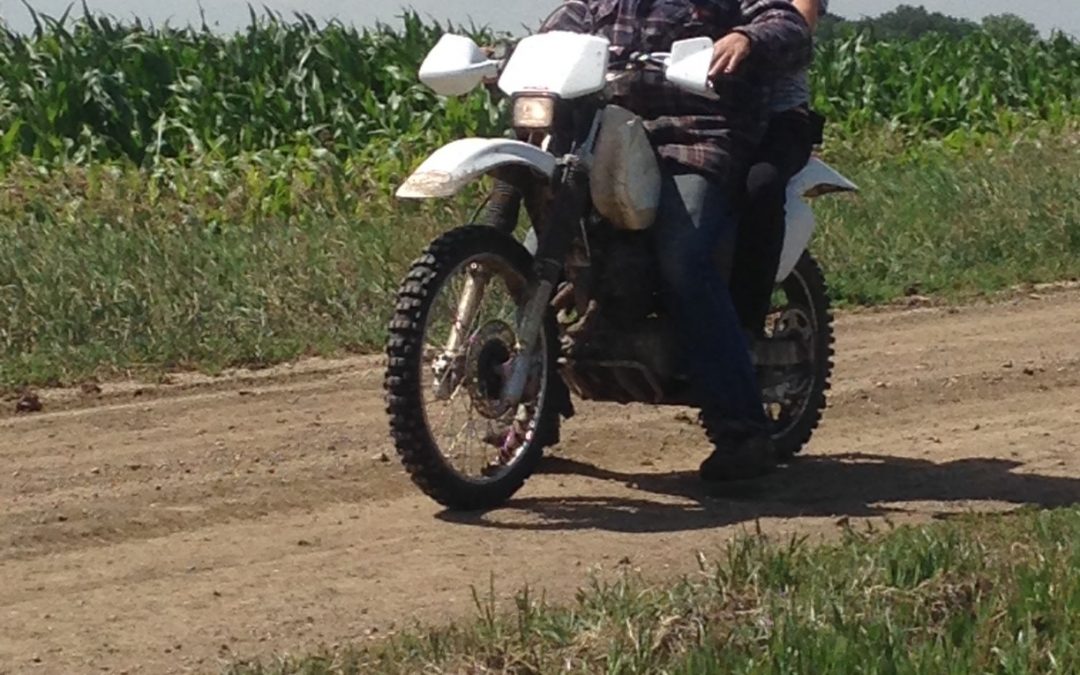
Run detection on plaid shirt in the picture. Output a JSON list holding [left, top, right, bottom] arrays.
[[541, 0, 811, 186]]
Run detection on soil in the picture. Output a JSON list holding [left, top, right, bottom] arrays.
[[3, 288, 1079, 674]]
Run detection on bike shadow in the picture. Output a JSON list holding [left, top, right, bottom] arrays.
[[437, 451, 1080, 533]]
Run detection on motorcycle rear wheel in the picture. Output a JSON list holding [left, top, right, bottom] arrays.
[[385, 226, 560, 510], [766, 252, 835, 459]]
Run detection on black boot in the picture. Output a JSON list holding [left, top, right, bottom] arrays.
[[698, 413, 777, 482], [534, 376, 574, 447]]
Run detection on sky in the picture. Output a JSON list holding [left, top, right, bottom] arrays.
[[1, 0, 1078, 37]]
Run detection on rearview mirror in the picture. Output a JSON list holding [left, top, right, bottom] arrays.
[[419, 34, 500, 97], [666, 37, 718, 99]]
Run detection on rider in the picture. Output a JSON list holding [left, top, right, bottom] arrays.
[[731, 0, 829, 336], [541, 0, 811, 481]]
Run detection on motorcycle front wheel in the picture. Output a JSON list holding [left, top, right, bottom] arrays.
[[385, 225, 560, 510]]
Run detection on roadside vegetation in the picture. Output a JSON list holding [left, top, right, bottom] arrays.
[[2, 126, 1077, 388], [230, 507, 1080, 674], [2, 10, 1076, 163], [0, 10, 1077, 388], [2, 8, 1078, 672]]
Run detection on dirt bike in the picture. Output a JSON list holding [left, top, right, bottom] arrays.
[[385, 31, 858, 510]]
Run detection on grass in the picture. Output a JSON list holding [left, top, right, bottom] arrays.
[[2, 126, 1078, 389], [815, 126, 1080, 304], [0, 145, 466, 386], [228, 506, 1080, 674], [1, 11, 1077, 389]]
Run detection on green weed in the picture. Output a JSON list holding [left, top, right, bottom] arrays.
[[228, 507, 1080, 674], [1, 128, 1077, 389]]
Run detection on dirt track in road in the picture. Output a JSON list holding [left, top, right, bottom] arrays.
[[3, 288, 1080, 674]]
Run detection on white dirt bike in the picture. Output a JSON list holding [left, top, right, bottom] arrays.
[[385, 31, 858, 510]]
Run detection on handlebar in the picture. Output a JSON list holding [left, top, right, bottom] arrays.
[[616, 51, 671, 70], [482, 45, 673, 81], [479, 45, 690, 98]]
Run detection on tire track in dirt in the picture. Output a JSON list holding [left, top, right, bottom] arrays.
[[2, 289, 1079, 674]]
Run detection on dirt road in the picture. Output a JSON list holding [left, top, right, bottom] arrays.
[[3, 288, 1080, 674]]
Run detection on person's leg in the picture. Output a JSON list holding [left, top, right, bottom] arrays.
[[731, 161, 787, 335], [731, 109, 815, 335], [652, 171, 773, 479]]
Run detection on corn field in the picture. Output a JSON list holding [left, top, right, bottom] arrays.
[[0, 11, 503, 165], [811, 31, 1080, 136], [0, 10, 1077, 166]]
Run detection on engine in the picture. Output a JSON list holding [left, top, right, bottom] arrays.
[[562, 228, 683, 387], [595, 230, 663, 325]]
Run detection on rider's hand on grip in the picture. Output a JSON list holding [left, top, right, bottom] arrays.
[[709, 32, 751, 78]]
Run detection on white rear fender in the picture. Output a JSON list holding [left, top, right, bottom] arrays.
[[790, 157, 858, 198], [396, 138, 557, 199], [776, 159, 858, 282]]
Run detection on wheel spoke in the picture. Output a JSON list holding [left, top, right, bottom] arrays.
[[418, 253, 545, 480]]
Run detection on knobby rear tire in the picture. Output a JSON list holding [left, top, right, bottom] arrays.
[[771, 252, 835, 459]]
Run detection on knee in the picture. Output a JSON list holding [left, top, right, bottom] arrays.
[[656, 236, 713, 297], [746, 162, 785, 201]]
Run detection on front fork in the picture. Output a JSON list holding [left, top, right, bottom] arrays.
[[432, 179, 521, 399], [434, 162, 586, 407], [433, 263, 490, 399], [500, 161, 588, 408]]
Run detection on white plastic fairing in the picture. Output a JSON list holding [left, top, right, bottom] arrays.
[[665, 38, 719, 100], [499, 32, 610, 98], [670, 37, 714, 64], [776, 195, 816, 282], [396, 138, 558, 199], [776, 158, 859, 281], [419, 34, 500, 97], [790, 157, 859, 198]]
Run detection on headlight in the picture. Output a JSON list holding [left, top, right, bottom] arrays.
[[512, 96, 556, 130]]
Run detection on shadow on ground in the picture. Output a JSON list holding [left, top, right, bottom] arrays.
[[438, 451, 1080, 533]]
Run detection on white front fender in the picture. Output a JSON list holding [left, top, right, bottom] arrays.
[[776, 158, 858, 282], [396, 138, 558, 199]]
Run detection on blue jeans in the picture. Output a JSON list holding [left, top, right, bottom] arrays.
[[652, 172, 768, 430]]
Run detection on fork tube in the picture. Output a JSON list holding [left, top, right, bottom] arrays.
[[444, 264, 489, 357], [483, 179, 522, 233], [501, 160, 588, 407], [501, 279, 555, 406]]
